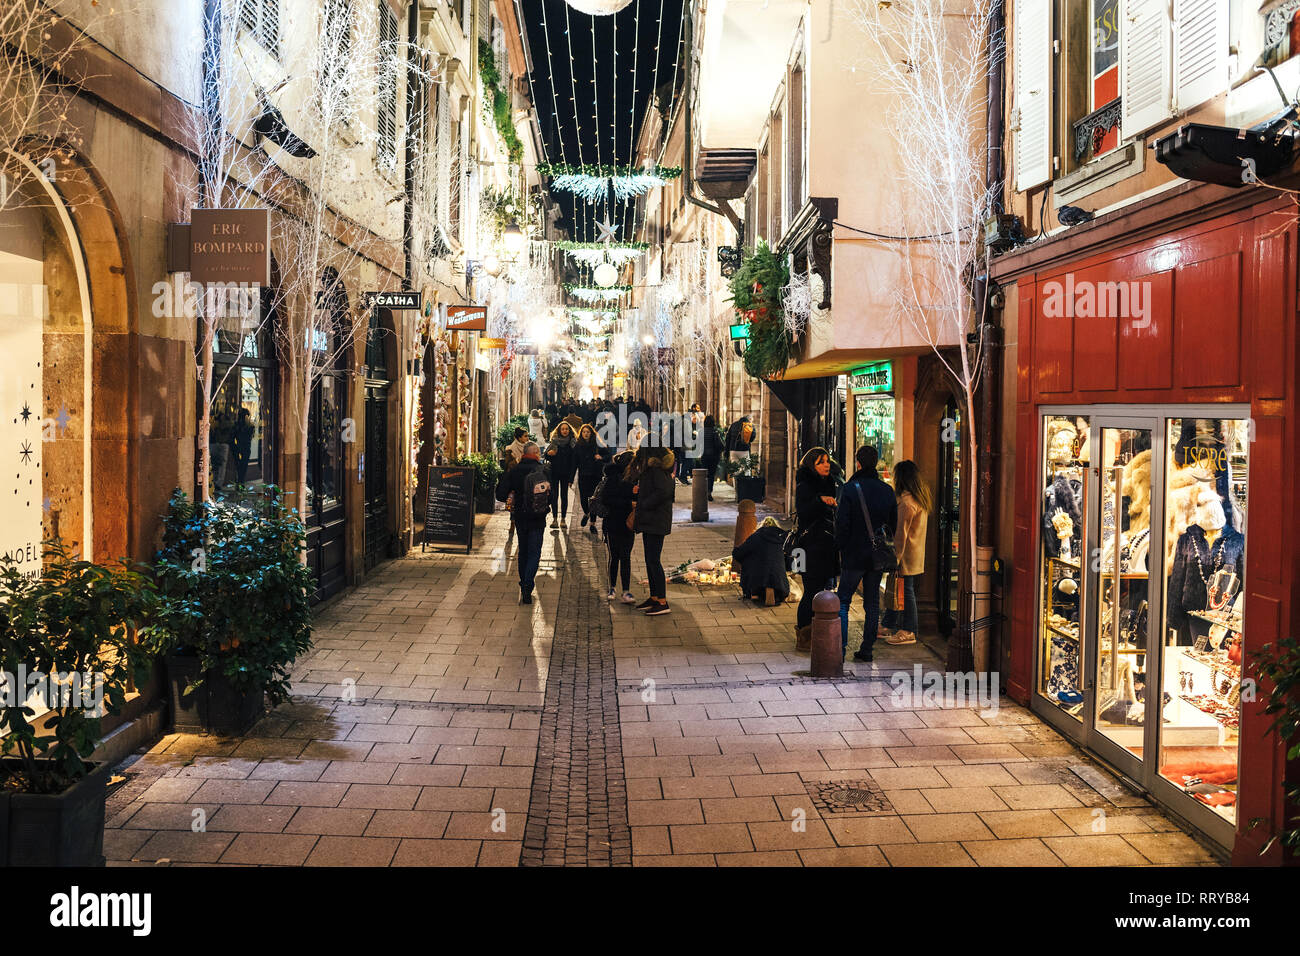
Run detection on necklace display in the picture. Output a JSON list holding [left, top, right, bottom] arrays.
[[1120, 528, 1149, 571], [1191, 531, 1228, 589]]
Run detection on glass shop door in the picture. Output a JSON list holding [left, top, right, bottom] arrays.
[[1081, 418, 1160, 785]]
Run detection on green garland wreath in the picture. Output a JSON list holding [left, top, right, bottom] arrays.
[[727, 241, 791, 381]]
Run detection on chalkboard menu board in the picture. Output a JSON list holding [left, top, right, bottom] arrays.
[[422, 465, 475, 552]]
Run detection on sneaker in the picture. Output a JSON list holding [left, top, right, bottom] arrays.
[[621, 592, 636, 604], [635, 598, 656, 610], [645, 601, 671, 616], [852, 650, 873, 663], [886, 631, 917, 645], [607, 588, 616, 600]]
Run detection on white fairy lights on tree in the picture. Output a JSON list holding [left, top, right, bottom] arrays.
[[846, 0, 998, 660]]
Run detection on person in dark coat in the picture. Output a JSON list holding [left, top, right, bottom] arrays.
[[575, 423, 610, 533], [835, 444, 897, 663], [601, 450, 637, 602], [793, 447, 840, 645], [627, 444, 675, 615], [495, 443, 550, 603], [700, 415, 723, 500], [733, 518, 792, 606], [544, 421, 579, 528]]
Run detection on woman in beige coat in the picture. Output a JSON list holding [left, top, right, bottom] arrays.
[[880, 460, 932, 645]]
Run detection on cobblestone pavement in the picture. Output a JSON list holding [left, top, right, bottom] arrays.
[[103, 483, 1220, 867]]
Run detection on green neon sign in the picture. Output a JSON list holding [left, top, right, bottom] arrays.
[[849, 360, 892, 393], [729, 323, 750, 341]]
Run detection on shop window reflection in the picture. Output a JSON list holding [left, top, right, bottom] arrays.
[[1038, 415, 1089, 717]]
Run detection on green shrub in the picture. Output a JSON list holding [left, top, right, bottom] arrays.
[[0, 542, 157, 793], [145, 487, 313, 709]]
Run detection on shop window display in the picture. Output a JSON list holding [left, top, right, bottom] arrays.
[[1158, 418, 1248, 824], [1038, 415, 1089, 715]]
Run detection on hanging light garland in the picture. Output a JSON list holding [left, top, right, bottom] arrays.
[[540, 162, 683, 202], [564, 283, 631, 301], [554, 240, 647, 267]]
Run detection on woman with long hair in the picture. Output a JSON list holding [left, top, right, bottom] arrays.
[[544, 420, 579, 528], [626, 443, 676, 615], [881, 459, 932, 645], [700, 415, 723, 500], [574, 423, 610, 534], [792, 447, 840, 648]]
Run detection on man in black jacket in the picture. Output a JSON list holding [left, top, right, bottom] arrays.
[[496, 443, 550, 604], [834, 445, 897, 662]]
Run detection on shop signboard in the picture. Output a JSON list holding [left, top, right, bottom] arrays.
[[478, 337, 507, 349], [188, 208, 270, 285], [446, 305, 487, 331], [365, 291, 422, 310], [422, 465, 475, 553], [849, 360, 892, 394], [729, 323, 750, 341]]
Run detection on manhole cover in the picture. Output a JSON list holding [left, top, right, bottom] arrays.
[[804, 779, 893, 815]]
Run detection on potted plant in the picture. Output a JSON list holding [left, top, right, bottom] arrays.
[[727, 455, 766, 503], [146, 487, 313, 736], [0, 542, 156, 866], [455, 453, 503, 513]]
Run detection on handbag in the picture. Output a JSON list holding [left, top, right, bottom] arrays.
[[880, 572, 904, 611], [783, 519, 799, 568], [626, 503, 637, 531], [851, 483, 898, 572]]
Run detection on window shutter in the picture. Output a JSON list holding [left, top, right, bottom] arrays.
[[1173, 0, 1228, 111], [378, 1, 399, 170], [1120, 0, 1172, 139], [1013, 0, 1053, 192], [239, 0, 258, 33], [264, 0, 279, 56]]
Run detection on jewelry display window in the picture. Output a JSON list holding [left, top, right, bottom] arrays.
[[1037, 415, 1090, 716], [1156, 418, 1248, 824]]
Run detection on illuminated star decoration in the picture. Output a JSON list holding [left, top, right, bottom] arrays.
[[595, 218, 618, 244]]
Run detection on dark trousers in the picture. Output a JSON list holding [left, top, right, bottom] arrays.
[[550, 477, 572, 518], [577, 473, 600, 516], [837, 566, 883, 658], [643, 532, 667, 599], [881, 574, 919, 634], [702, 457, 720, 493], [516, 526, 545, 595], [607, 527, 635, 591], [797, 571, 835, 629]]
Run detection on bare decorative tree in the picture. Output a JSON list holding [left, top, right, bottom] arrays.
[[844, 0, 999, 664]]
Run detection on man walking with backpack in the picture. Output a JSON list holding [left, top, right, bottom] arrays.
[[834, 445, 897, 663], [496, 442, 552, 604]]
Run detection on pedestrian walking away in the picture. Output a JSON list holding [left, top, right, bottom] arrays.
[[793, 446, 841, 648], [880, 459, 931, 646], [575, 423, 611, 533], [600, 449, 638, 603], [545, 421, 579, 528], [834, 444, 897, 662], [495, 442, 552, 604], [626, 443, 676, 615], [700, 414, 723, 500]]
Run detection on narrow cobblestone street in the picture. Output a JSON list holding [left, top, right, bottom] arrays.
[[105, 493, 1220, 867]]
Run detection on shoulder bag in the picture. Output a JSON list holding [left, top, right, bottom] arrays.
[[852, 482, 898, 573]]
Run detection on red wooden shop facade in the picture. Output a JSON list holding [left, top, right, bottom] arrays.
[[995, 186, 1295, 864]]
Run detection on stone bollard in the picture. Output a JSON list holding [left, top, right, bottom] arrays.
[[691, 468, 709, 522], [810, 590, 843, 678], [732, 498, 757, 580]]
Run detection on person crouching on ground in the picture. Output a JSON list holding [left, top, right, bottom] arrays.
[[626, 443, 675, 615], [575, 423, 610, 534], [793, 446, 840, 648], [601, 449, 637, 603], [879, 459, 931, 646], [733, 516, 792, 606], [496, 442, 551, 604], [834, 445, 897, 663], [544, 420, 579, 529]]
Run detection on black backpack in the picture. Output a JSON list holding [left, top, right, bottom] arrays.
[[518, 463, 552, 518], [589, 474, 611, 518]]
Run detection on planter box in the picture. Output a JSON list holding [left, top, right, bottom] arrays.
[[0, 758, 109, 866], [735, 475, 767, 503], [165, 654, 264, 736]]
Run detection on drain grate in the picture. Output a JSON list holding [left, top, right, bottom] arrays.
[[804, 778, 893, 815]]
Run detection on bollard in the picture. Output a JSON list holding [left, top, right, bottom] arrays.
[[810, 590, 843, 678], [732, 498, 757, 580], [691, 467, 709, 522]]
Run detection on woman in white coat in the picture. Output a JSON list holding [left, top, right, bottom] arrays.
[[880, 460, 932, 645]]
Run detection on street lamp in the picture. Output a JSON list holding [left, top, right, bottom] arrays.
[[502, 220, 525, 258], [483, 253, 501, 276]]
